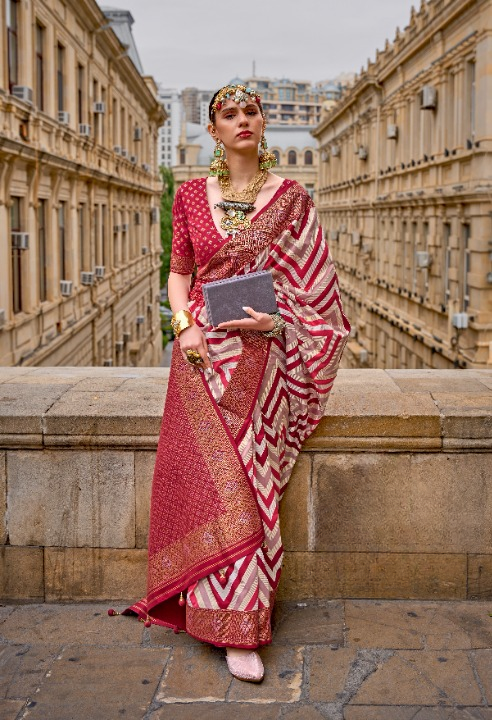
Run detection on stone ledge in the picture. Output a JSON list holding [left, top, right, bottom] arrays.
[[0, 368, 490, 451]]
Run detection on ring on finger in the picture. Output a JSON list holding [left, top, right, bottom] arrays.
[[186, 349, 203, 365]]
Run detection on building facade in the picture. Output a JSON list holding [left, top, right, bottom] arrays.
[[237, 76, 346, 126], [173, 122, 319, 199], [158, 88, 182, 168], [313, 0, 492, 370], [0, 0, 166, 367]]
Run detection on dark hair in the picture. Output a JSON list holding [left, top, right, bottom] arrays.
[[208, 90, 221, 123]]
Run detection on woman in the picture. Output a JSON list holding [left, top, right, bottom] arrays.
[[112, 83, 350, 683]]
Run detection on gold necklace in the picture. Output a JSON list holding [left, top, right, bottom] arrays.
[[218, 168, 268, 204], [216, 169, 268, 237]]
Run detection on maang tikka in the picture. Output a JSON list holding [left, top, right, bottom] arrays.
[[259, 133, 277, 170], [209, 138, 229, 177]]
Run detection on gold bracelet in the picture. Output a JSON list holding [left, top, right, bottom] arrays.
[[264, 311, 286, 337], [171, 309, 195, 338]]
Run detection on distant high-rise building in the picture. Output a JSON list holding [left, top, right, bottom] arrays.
[[158, 89, 182, 168]]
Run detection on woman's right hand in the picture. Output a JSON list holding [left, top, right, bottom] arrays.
[[178, 324, 211, 369]]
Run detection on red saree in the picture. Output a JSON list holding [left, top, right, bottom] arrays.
[[124, 178, 350, 647]]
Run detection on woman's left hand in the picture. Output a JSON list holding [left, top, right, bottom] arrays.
[[217, 306, 275, 332]]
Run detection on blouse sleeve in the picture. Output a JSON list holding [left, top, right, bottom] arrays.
[[170, 187, 195, 274]]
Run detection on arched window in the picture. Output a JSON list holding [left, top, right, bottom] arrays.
[[179, 147, 186, 164], [304, 150, 313, 165], [272, 149, 280, 165], [288, 150, 297, 165]]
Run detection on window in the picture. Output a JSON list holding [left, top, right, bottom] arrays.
[[93, 79, 99, 142], [288, 150, 297, 165], [272, 149, 280, 165], [462, 224, 471, 311], [446, 71, 455, 150], [101, 205, 107, 266], [304, 150, 313, 165], [58, 201, 67, 279], [77, 64, 84, 124], [466, 60, 476, 142], [112, 98, 118, 145], [180, 148, 186, 164], [101, 87, 106, 145], [7, 0, 19, 92], [38, 200, 47, 302], [57, 43, 65, 112], [11, 196, 23, 314], [35, 22, 45, 110], [443, 222, 451, 305], [79, 204, 89, 271]]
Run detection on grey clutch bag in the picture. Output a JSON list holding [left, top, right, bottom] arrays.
[[202, 270, 278, 327]]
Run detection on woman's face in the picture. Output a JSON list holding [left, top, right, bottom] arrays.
[[210, 98, 264, 154]]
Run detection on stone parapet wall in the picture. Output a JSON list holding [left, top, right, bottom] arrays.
[[1, 367, 491, 603]]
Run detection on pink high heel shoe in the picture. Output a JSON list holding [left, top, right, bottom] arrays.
[[226, 648, 264, 683]]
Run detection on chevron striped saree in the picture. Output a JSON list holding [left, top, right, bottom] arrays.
[[125, 178, 350, 648]]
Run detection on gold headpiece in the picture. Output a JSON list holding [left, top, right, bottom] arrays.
[[211, 84, 263, 118]]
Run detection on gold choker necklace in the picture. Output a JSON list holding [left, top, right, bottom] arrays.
[[216, 169, 268, 237], [218, 169, 268, 204]]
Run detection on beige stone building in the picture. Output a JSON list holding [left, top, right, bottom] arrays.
[[313, 0, 492, 370], [173, 122, 319, 199], [0, 0, 166, 367]]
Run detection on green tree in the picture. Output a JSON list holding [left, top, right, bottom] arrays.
[[159, 165, 175, 290]]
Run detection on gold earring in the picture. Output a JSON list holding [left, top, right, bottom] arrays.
[[259, 132, 277, 170], [209, 138, 229, 177]]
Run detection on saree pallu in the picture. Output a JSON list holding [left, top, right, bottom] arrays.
[[125, 182, 350, 647]]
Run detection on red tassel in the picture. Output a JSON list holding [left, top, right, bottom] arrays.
[[219, 569, 227, 587], [108, 608, 120, 617], [178, 592, 186, 607], [144, 619, 152, 628]]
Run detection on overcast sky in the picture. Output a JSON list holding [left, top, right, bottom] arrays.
[[109, 0, 417, 91]]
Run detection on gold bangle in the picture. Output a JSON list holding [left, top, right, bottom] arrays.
[[264, 311, 286, 337], [171, 309, 195, 338]]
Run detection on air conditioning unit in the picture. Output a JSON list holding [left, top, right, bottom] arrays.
[[134, 212, 142, 225], [93, 102, 105, 113], [81, 271, 94, 286], [330, 230, 339, 241], [130, 155, 137, 164], [142, 163, 150, 172], [103, 358, 113, 367], [134, 127, 143, 141], [136, 315, 145, 325], [0, 309, 5, 329], [331, 145, 340, 157], [339, 224, 347, 233], [11, 232, 29, 249], [321, 150, 329, 162], [121, 223, 129, 232], [420, 85, 437, 110], [113, 224, 120, 232], [452, 312, 468, 330], [141, 246, 149, 255], [113, 145, 122, 155], [358, 146, 368, 160], [115, 341, 124, 352], [147, 303, 153, 312], [415, 251, 432, 268], [351, 231, 361, 246], [121, 148, 128, 158], [12, 85, 33, 103], [150, 208, 159, 224], [79, 123, 91, 136], [60, 280, 72, 296], [123, 332, 131, 342], [58, 111, 70, 125], [362, 241, 373, 255], [387, 124, 399, 140], [94, 265, 105, 278]]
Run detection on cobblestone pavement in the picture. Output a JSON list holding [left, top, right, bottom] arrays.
[[0, 600, 491, 720]]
